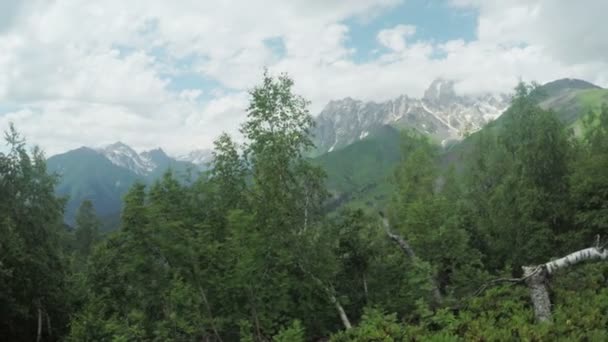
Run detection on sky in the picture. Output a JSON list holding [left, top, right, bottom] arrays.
[[1, 0, 607, 156]]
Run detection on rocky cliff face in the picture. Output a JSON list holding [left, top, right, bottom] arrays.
[[312, 79, 510, 154]]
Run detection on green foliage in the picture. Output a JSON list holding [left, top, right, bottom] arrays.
[[570, 104, 608, 243], [390, 131, 484, 303], [330, 308, 407, 341], [272, 320, 306, 342], [0, 124, 70, 340], [74, 199, 100, 257], [46, 147, 141, 228], [314, 125, 402, 210], [461, 83, 574, 270], [8, 75, 608, 341]]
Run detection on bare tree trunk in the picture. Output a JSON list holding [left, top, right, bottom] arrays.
[[199, 286, 223, 342], [522, 266, 552, 323], [544, 247, 608, 274], [525, 245, 608, 322], [519, 245, 608, 323], [303, 189, 309, 232], [247, 287, 264, 342], [382, 218, 416, 258], [36, 307, 42, 342], [299, 264, 352, 330], [473, 243, 608, 324], [45, 311, 52, 338], [329, 293, 352, 330], [381, 216, 443, 305], [362, 273, 369, 302]]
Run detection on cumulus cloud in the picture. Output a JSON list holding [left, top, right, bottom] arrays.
[[377, 24, 416, 51], [0, 0, 606, 155], [452, 0, 608, 65]]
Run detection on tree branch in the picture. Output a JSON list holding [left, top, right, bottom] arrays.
[[544, 246, 608, 274], [298, 264, 352, 330], [466, 243, 608, 323], [381, 217, 416, 259], [468, 276, 526, 299], [379, 213, 443, 305]]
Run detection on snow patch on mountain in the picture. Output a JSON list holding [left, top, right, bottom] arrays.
[[312, 79, 510, 155], [100, 142, 156, 175], [99, 143, 211, 175], [176, 149, 213, 167]]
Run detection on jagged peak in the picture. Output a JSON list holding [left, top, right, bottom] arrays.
[[101, 141, 140, 157], [176, 149, 213, 166], [423, 78, 457, 102], [324, 97, 361, 108], [142, 147, 167, 157], [105, 141, 132, 149]]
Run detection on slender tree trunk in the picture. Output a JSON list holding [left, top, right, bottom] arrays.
[[303, 190, 309, 232], [330, 293, 352, 330], [36, 307, 42, 342], [299, 264, 352, 330], [522, 266, 552, 323], [247, 287, 263, 341], [362, 273, 369, 302], [522, 245, 608, 323], [381, 217, 443, 305], [198, 285, 223, 342], [45, 311, 52, 338], [382, 218, 416, 258], [544, 247, 608, 274]]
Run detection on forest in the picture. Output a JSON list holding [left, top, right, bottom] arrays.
[[2, 72, 608, 341]]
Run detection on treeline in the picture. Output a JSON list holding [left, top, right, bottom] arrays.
[[2, 75, 608, 341]]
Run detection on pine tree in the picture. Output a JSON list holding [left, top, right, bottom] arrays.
[[74, 200, 100, 257]]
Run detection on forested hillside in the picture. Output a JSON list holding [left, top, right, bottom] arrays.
[[3, 73, 608, 341]]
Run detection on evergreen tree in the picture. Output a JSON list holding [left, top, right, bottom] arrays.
[[464, 83, 573, 270], [390, 131, 482, 306], [571, 104, 608, 241], [0, 125, 69, 340], [74, 199, 100, 257]]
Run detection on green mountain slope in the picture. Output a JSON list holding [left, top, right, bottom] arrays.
[[443, 79, 608, 168], [47, 146, 198, 230], [313, 125, 401, 210], [48, 79, 607, 225], [318, 79, 608, 212], [534, 79, 605, 127], [47, 147, 143, 228]]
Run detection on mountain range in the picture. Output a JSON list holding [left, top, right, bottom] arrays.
[[47, 78, 608, 230], [314, 78, 608, 210], [47, 143, 211, 228], [311, 79, 510, 155]]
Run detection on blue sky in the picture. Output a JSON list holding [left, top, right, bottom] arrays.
[[0, 0, 607, 155], [159, 0, 480, 96], [346, 0, 477, 62]]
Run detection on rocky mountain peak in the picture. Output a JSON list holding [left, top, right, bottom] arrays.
[[423, 79, 457, 103], [176, 149, 213, 167], [100, 142, 155, 176], [312, 79, 510, 155]]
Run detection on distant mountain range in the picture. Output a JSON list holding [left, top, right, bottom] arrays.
[[47, 143, 212, 228], [315, 78, 608, 210], [311, 79, 510, 155], [47, 78, 607, 230]]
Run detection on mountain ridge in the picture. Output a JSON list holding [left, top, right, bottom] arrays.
[[311, 79, 510, 156], [47, 142, 208, 228], [46, 77, 606, 229]]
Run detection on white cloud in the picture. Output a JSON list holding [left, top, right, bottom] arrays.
[[452, 0, 608, 65], [377, 24, 416, 51], [0, 0, 607, 155]]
